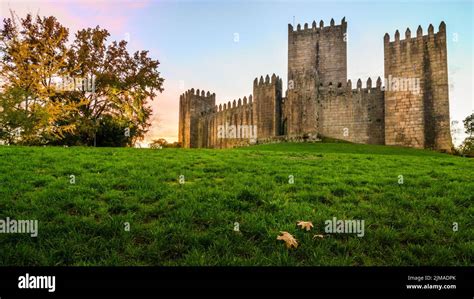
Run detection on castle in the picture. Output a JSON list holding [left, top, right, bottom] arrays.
[[178, 18, 453, 152]]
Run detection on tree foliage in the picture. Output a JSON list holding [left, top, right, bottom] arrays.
[[459, 113, 474, 157], [462, 113, 473, 136], [149, 138, 167, 149], [0, 11, 164, 146]]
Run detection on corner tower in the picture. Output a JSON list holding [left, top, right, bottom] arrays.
[[252, 74, 283, 138], [178, 89, 216, 148], [384, 22, 452, 152]]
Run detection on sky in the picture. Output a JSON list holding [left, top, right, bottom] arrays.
[[1, 0, 473, 145]]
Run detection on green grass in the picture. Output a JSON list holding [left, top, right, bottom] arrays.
[[0, 142, 472, 266]]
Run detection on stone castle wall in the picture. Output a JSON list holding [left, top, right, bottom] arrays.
[[178, 19, 452, 152], [318, 78, 385, 144], [197, 94, 255, 149]]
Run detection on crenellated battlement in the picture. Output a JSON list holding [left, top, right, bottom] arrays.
[[181, 88, 215, 100], [288, 17, 347, 34], [218, 95, 253, 113], [253, 74, 282, 88], [384, 22, 446, 46], [198, 94, 255, 117], [318, 77, 385, 97]]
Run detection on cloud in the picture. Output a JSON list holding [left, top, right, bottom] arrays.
[[1, 0, 150, 36]]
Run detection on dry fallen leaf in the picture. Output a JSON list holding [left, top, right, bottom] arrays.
[[313, 234, 325, 239], [297, 221, 314, 231], [277, 231, 298, 249]]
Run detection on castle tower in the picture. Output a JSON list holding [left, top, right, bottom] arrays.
[[384, 22, 452, 152], [178, 89, 216, 148], [285, 18, 348, 138], [252, 74, 283, 138], [288, 18, 347, 86]]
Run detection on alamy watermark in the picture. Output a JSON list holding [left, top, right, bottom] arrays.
[[53, 75, 96, 92], [0, 217, 38, 237], [217, 122, 257, 141], [18, 273, 55, 293], [324, 217, 365, 237], [382, 75, 420, 94]]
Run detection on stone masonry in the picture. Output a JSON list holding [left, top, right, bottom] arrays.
[[178, 18, 453, 152]]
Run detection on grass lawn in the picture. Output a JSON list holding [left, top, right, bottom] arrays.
[[0, 142, 472, 266]]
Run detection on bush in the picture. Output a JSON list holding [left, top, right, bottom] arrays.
[[459, 137, 474, 157]]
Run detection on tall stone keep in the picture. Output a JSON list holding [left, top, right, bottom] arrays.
[[178, 89, 216, 148], [288, 18, 347, 85], [286, 18, 347, 138], [384, 22, 452, 152]]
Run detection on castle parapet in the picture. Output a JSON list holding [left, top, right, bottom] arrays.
[[253, 73, 282, 88], [384, 22, 446, 47], [318, 77, 384, 96], [212, 94, 253, 115], [288, 17, 347, 34]]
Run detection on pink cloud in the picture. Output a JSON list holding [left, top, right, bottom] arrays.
[[1, 0, 150, 36]]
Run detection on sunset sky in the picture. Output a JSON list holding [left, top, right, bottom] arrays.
[[1, 0, 472, 145]]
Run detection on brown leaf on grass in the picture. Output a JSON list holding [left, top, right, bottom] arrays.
[[313, 234, 325, 239], [277, 231, 298, 249], [297, 221, 314, 231]]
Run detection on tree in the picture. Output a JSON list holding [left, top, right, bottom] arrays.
[[463, 113, 474, 137], [95, 115, 132, 147], [149, 138, 167, 149], [459, 113, 474, 157], [0, 87, 35, 144], [0, 11, 164, 146], [0, 12, 82, 144], [65, 26, 164, 146]]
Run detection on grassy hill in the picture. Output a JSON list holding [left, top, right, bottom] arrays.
[[0, 142, 472, 266]]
